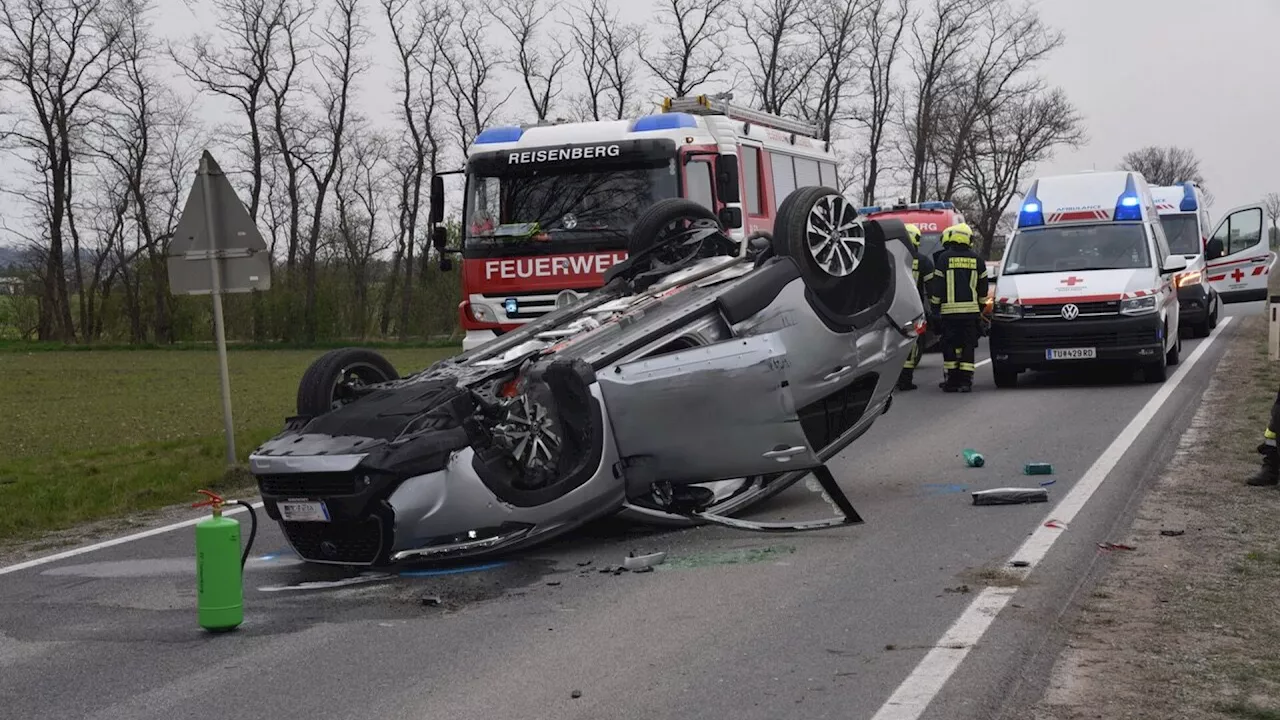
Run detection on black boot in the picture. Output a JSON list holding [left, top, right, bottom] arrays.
[[1247, 444, 1280, 486], [897, 369, 917, 391]]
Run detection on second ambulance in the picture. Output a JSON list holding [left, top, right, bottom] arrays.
[[1149, 182, 1221, 337], [988, 170, 1186, 387]]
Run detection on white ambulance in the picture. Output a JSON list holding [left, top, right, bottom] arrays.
[[1149, 182, 1221, 336], [988, 170, 1186, 387], [1203, 200, 1275, 304]]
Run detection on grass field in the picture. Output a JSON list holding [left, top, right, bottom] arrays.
[[0, 345, 457, 542]]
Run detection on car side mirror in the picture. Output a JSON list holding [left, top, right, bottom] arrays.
[[716, 154, 740, 204], [439, 255, 454, 272], [1205, 238, 1224, 261], [1162, 255, 1188, 274], [430, 174, 445, 225], [431, 225, 448, 251], [718, 206, 742, 230]]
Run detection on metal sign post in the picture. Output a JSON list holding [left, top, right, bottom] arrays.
[[167, 150, 272, 469]]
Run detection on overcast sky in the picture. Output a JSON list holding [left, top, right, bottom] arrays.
[[2, 0, 1277, 245]]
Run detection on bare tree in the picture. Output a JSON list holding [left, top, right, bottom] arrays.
[[640, 0, 732, 97], [1264, 192, 1280, 247], [170, 0, 300, 221], [932, 0, 1063, 200], [298, 0, 370, 342], [797, 0, 872, 144], [382, 0, 450, 338], [737, 0, 820, 115], [566, 0, 641, 120], [852, 0, 909, 203], [490, 0, 571, 121], [1118, 145, 1205, 187], [0, 0, 128, 342], [956, 86, 1085, 258], [262, 3, 313, 274], [902, 0, 985, 202], [440, 0, 514, 157], [334, 131, 392, 337]]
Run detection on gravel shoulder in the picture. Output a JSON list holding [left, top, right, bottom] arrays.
[[1031, 312, 1280, 720]]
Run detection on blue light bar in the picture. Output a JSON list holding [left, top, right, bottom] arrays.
[[858, 205, 882, 215], [919, 201, 954, 210], [475, 126, 524, 144], [1179, 181, 1198, 212], [1114, 173, 1143, 221], [1017, 181, 1044, 228], [631, 112, 697, 132]]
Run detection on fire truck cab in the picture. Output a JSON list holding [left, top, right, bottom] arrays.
[[856, 199, 967, 263], [428, 94, 841, 351]]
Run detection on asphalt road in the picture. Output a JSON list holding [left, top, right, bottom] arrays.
[[0, 301, 1262, 720]]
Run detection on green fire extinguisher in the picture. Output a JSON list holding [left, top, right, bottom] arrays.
[[193, 489, 258, 633]]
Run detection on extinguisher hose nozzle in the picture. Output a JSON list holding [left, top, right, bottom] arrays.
[[229, 500, 259, 570]]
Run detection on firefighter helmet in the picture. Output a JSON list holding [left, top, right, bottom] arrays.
[[904, 223, 921, 248], [942, 223, 974, 247]]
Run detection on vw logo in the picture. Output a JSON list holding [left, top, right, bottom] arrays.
[[1060, 303, 1080, 320], [555, 289, 579, 309]]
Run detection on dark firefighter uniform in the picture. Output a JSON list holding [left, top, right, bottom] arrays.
[[927, 223, 988, 393], [897, 223, 934, 392], [1247, 391, 1280, 486]]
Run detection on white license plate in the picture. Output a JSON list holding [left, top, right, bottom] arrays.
[[278, 501, 330, 522], [1046, 347, 1097, 360]]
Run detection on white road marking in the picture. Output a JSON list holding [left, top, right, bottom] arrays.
[[0, 501, 265, 576], [869, 316, 1235, 720]]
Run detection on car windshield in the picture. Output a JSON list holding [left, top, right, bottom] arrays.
[[1158, 214, 1201, 255], [1002, 223, 1151, 275], [464, 162, 679, 252]]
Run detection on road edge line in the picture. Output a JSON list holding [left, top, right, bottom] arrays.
[[0, 501, 266, 576], [868, 315, 1235, 720]]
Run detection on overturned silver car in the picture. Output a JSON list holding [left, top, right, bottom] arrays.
[[248, 187, 926, 566]]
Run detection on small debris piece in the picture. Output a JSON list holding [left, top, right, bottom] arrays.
[[1160, 529, 1185, 537], [1097, 542, 1136, 551], [884, 644, 896, 651], [546, 581, 561, 586], [1045, 519, 1067, 529], [1039, 479, 1056, 486], [421, 595, 442, 607], [1010, 560, 1030, 568], [1024, 462, 1054, 475], [972, 487, 1049, 505], [571, 690, 582, 699], [944, 584, 971, 594], [622, 551, 667, 571], [632, 566, 654, 573], [576, 560, 593, 567], [962, 449, 985, 468]]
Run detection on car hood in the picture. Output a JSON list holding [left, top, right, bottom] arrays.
[[994, 268, 1153, 303]]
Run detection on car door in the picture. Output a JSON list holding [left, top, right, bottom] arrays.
[[596, 333, 821, 487], [1205, 203, 1273, 303]]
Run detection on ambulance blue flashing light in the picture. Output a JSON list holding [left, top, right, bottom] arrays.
[[631, 112, 697, 132], [1179, 181, 1198, 212], [475, 126, 524, 144], [1018, 181, 1044, 228], [1113, 173, 1143, 221]]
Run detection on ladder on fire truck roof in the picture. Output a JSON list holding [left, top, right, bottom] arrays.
[[661, 93, 821, 140]]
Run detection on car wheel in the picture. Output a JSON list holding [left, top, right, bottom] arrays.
[[626, 198, 730, 270], [771, 186, 892, 315], [992, 362, 1018, 388], [1209, 297, 1220, 329], [296, 348, 399, 417], [1192, 315, 1211, 338], [1142, 344, 1168, 383], [1167, 331, 1182, 366]]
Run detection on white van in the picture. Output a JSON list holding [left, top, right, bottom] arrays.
[[1203, 201, 1275, 304], [988, 170, 1186, 387], [1150, 182, 1221, 336]]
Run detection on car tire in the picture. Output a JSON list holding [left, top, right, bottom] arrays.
[[1167, 331, 1182, 365], [992, 362, 1018, 388], [1142, 344, 1168, 383], [296, 348, 399, 417], [626, 198, 726, 266], [771, 186, 891, 315], [1209, 296, 1220, 329], [1192, 315, 1211, 338]]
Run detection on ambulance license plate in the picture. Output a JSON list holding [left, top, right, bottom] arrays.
[[1046, 347, 1096, 360], [277, 501, 330, 522]]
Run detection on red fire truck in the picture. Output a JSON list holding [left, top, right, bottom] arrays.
[[428, 94, 842, 351]]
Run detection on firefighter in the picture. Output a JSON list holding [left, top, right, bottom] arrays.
[[927, 223, 988, 393], [897, 223, 933, 391], [1246, 389, 1280, 486]]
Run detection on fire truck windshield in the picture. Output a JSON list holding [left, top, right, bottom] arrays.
[[464, 162, 679, 253]]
